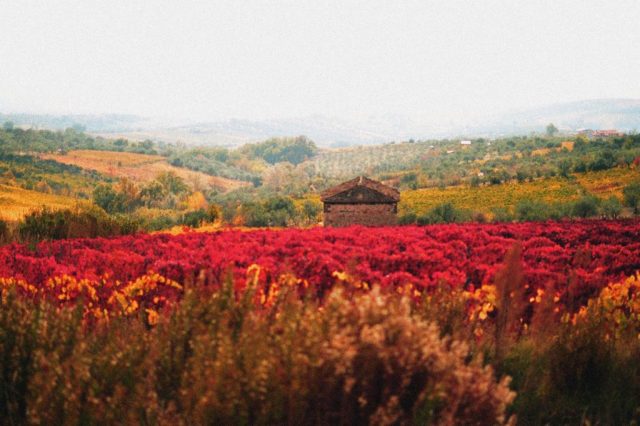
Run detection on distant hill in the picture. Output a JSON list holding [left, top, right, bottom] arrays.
[[3, 98, 639, 146], [474, 98, 640, 136], [0, 113, 152, 133]]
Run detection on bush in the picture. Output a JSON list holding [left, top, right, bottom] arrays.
[[179, 209, 214, 228], [18, 205, 138, 242], [505, 276, 640, 424], [242, 196, 296, 227], [0, 219, 11, 244], [241, 135, 317, 165], [573, 160, 587, 173], [146, 214, 178, 231], [515, 199, 549, 222], [623, 181, 640, 214], [491, 207, 514, 223], [571, 195, 600, 219], [588, 151, 617, 172], [600, 196, 623, 219], [301, 199, 321, 225], [93, 184, 127, 214], [0, 283, 516, 425], [417, 202, 471, 224], [398, 211, 417, 225]]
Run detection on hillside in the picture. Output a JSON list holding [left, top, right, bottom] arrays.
[[400, 167, 639, 217], [40, 150, 250, 192], [477, 98, 640, 135], [0, 184, 79, 220], [5, 98, 640, 146]]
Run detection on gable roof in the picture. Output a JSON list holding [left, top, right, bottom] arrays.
[[320, 176, 400, 202]]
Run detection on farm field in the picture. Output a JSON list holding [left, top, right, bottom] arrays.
[[3, 220, 639, 317], [575, 166, 640, 197], [400, 167, 639, 215], [0, 183, 79, 220], [2, 219, 640, 424], [40, 150, 250, 192]]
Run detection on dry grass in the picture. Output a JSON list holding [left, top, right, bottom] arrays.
[[0, 184, 79, 221], [41, 150, 249, 192]]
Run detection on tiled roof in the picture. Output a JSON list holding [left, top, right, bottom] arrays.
[[320, 176, 400, 202]]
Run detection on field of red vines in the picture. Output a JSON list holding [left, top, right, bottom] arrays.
[[1, 220, 639, 313]]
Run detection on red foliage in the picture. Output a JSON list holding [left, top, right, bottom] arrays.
[[1, 220, 639, 308]]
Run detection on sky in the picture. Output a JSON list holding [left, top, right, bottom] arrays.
[[1, 0, 639, 122]]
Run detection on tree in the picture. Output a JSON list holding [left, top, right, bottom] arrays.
[[156, 171, 188, 195], [241, 136, 318, 165], [93, 184, 126, 214], [418, 202, 470, 224], [571, 195, 599, 218], [491, 207, 514, 223], [515, 199, 548, 222], [588, 151, 616, 172], [623, 181, 640, 214], [301, 200, 321, 224], [2, 121, 14, 131], [601, 196, 622, 219], [558, 159, 572, 178], [116, 177, 140, 211], [139, 181, 167, 208], [546, 123, 559, 137]]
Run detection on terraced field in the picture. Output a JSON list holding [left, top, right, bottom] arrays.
[[0, 184, 79, 220], [41, 150, 250, 192]]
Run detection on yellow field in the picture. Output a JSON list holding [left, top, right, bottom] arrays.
[[575, 167, 640, 198], [41, 150, 249, 192], [0, 184, 79, 221], [399, 167, 639, 215]]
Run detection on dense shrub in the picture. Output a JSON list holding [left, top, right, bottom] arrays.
[[491, 207, 514, 222], [17, 205, 139, 242], [623, 181, 640, 214], [240, 135, 317, 165], [1, 221, 640, 423], [571, 195, 600, 218], [515, 199, 548, 222], [398, 211, 418, 225], [600, 196, 623, 219], [0, 283, 515, 425], [0, 219, 11, 244], [417, 202, 471, 224], [241, 196, 296, 227]]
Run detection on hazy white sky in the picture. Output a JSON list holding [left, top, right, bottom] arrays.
[[1, 0, 639, 121]]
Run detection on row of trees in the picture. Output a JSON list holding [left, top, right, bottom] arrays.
[[0, 204, 139, 244], [93, 172, 191, 213], [90, 172, 222, 232], [0, 124, 160, 155]]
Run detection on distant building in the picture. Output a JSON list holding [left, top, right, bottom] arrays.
[[460, 140, 471, 145], [321, 176, 400, 227], [593, 129, 622, 138]]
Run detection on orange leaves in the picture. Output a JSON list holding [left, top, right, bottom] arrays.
[[1, 272, 183, 322], [566, 273, 640, 339]]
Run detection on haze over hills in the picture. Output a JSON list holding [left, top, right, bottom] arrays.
[[2, 98, 639, 147]]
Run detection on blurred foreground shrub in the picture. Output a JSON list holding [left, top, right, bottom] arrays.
[[0, 281, 515, 425]]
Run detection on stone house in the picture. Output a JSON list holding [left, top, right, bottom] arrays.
[[320, 176, 400, 227]]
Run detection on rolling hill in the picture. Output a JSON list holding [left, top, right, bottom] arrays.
[[39, 150, 250, 192], [4, 99, 640, 147]]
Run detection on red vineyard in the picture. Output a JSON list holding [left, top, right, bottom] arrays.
[[1, 220, 639, 312]]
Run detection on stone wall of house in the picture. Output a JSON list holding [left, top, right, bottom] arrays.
[[323, 203, 397, 227]]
